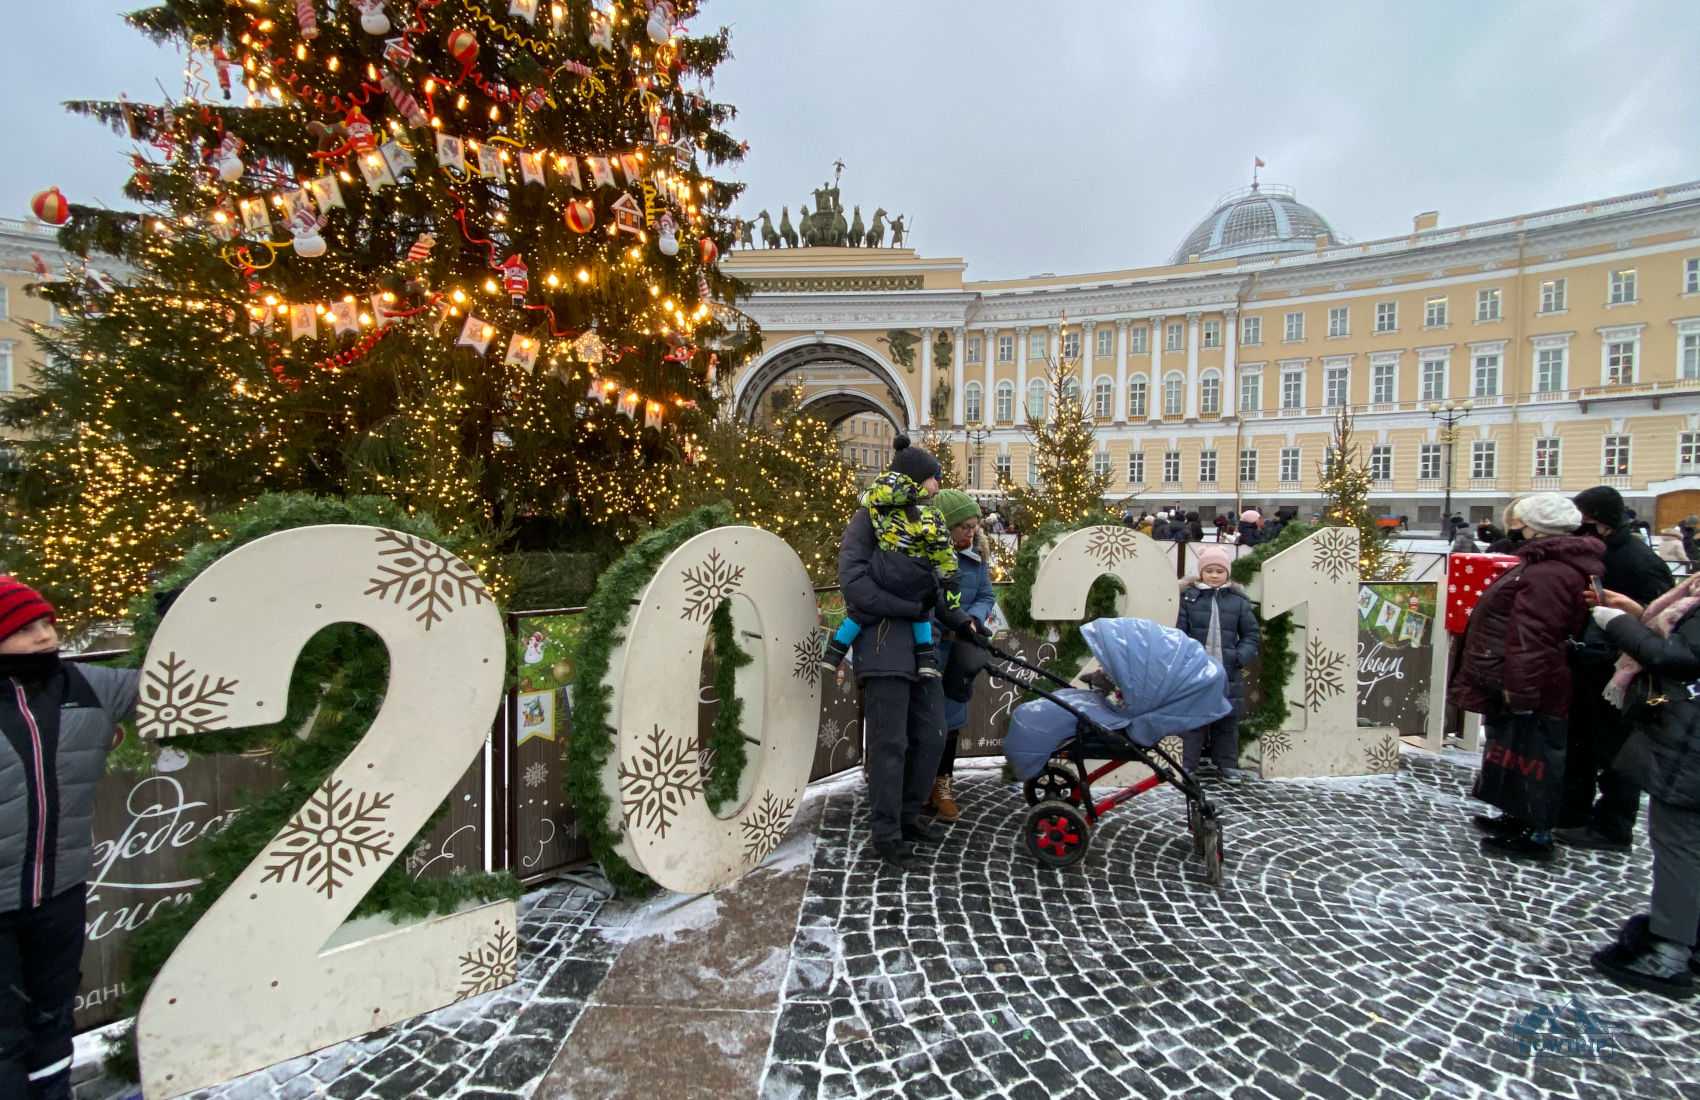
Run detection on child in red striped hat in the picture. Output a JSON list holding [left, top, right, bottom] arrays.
[[0, 576, 139, 1100]]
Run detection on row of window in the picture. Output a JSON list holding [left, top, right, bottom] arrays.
[[964, 432, 1691, 490], [960, 261, 1700, 366], [958, 328, 1700, 421]]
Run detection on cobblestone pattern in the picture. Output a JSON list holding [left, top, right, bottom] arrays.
[[762, 753, 1700, 1099], [80, 883, 612, 1100]]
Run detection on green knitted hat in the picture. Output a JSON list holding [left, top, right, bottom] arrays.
[[933, 488, 981, 529]]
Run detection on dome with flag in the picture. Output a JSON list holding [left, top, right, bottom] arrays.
[[1170, 182, 1340, 265]]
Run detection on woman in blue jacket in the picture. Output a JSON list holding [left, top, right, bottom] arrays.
[[929, 491, 998, 821]]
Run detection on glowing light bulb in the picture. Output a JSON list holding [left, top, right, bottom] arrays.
[[576, 268, 590, 283]]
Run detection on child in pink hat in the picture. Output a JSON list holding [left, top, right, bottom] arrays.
[[1176, 546, 1261, 778]]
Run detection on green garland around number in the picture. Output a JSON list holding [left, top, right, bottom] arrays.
[[1003, 515, 1123, 686], [108, 493, 521, 1081], [704, 599, 753, 812], [562, 503, 746, 894], [1230, 521, 1313, 739]]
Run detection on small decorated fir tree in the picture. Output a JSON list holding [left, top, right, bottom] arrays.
[[1000, 363, 1109, 529], [1318, 408, 1404, 580]]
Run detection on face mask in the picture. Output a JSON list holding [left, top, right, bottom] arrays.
[[0, 649, 62, 682]]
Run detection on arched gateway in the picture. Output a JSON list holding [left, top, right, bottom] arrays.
[[731, 334, 920, 431]]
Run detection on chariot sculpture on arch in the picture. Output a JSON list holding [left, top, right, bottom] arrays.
[[743, 162, 908, 248]]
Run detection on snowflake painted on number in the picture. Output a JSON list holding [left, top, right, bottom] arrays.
[[619, 725, 702, 837], [262, 779, 395, 898], [523, 762, 548, 789], [740, 789, 797, 863], [1310, 527, 1358, 583], [135, 652, 239, 739], [365, 529, 490, 630], [792, 629, 827, 681], [1366, 733, 1402, 773], [1262, 727, 1293, 760], [457, 924, 518, 997], [1303, 637, 1348, 713], [1085, 525, 1141, 567], [679, 549, 746, 622]]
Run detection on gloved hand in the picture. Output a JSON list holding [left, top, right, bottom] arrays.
[[1591, 606, 1627, 629]]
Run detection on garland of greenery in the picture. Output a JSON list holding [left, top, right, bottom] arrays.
[[1002, 515, 1123, 686], [563, 502, 737, 894], [1229, 521, 1314, 738], [704, 599, 753, 812], [108, 493, 521, 1080]]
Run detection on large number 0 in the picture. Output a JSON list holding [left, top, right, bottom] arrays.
[[1252, 528, 1386, 776], [133, 526, 514, 1099], [602, 526, 821, 892]]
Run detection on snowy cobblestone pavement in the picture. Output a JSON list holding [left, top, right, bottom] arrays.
[[75, 882, 615, 1100], [760, 752, 1700, 1099]]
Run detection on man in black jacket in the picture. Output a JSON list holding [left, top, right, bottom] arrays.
[[1559, 486, 1674, 851]]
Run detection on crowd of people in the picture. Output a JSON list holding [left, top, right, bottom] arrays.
[[1115, 504, 1294, 547]]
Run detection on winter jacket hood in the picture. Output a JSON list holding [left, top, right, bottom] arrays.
[[1598, 525, 1674, 608]]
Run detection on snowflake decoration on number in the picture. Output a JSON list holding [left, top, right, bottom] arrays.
[[1366, 733, 1401, 773], [135, 652, 239, 739], [619, 725, 702, 837], [1085, 525, 1140, 567], [1310, 527, 1358, 583], [1262, 727, 1293, 760], [523, 761, 548, 789], [678, 548, 746, 622], [457, 924, 519, 997], [1303, 637, 1348, 712], [262, 779, 395, 897], [792, 629, 826, 681], [740, 789, 796, 863], [364, 529, 490, 630]]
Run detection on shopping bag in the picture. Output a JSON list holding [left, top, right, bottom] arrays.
[[1471, 713, 1568, 827]]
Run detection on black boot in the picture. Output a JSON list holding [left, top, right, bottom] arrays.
[[1481, 830, 1555, 862], [1553, 825, 1632, 853], [914, 642, 941, 679], [874, 839, 923, 870], [821, 636, 850, 674], [1593, 929, 1696, 1000], [903, 818, 945, 844], [1471, 813, 1524, 837]]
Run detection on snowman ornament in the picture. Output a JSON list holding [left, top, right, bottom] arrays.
[[646, 1, 674, 43], [656, 212, 680, 257], [354, 0, 391, 35], [210, 133, 244, 182], [523, 631, 546, 665], [289, 206, 327, 258]]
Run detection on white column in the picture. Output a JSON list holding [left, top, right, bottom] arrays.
[[1223, 308, 1239, 417], [952, 327, 966, 426], [982, 328, 996, 426], [920, 327, 934, 426], [1015, 325, 1029, 425], [1149, 314, 1165, 421], [1114, 319, 1129, 425], [1185, 312, 1201, 420], [1079, 322, 1095, 408]]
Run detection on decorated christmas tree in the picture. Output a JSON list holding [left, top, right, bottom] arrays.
[[916, 424, 959, 488], [1318, 408, 1404, 580], [3, 0, 754, 625], [1000, 362, 1110, 529]]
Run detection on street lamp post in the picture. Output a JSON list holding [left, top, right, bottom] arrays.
[[1427, 398, 1474, 529], [965, 427, 990, 492]]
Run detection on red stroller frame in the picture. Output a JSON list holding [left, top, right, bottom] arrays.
[[985, 642, 1226, 885]]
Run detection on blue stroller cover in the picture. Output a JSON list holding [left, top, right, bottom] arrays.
[[1004, 617, 1232, 780]]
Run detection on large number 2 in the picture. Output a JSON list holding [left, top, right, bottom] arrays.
[[133, 526, 514, 1099]]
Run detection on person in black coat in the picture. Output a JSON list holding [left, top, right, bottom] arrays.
[[1588, 576, 1700, 998], [1184, 511, 1206, 543], [1175, 546, 1261, 778], [1559, 486, 1675, 851]]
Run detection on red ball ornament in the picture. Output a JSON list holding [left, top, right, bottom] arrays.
[[31, 187, 70, 226], [445, 28, 479, 67], [564, 198, 595, 234], [698, 236, 718, 265]]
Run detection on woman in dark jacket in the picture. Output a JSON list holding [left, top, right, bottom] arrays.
[[1588, 575, 1700, 998], [1449, 493, 1604, 861], [1175, 546, 1260, 777]]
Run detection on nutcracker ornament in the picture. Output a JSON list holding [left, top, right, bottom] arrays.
[[354, 0, 391, 35], [344, 107, 377, 152], [30, 187, 70, 226], [209, 133, 244, 181], [288, 207, 327, 258], [650, 111, 673, 145], [500, 255, 529, 304], [656, 212, 680, 256]]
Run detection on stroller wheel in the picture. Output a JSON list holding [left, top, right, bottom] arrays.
[[1200, 819, 1224, 886], [1024, 765, 1082, 807], [1024, 800, 1091, 869]]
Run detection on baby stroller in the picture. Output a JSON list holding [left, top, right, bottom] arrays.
[[983, 617, 1231, 884]]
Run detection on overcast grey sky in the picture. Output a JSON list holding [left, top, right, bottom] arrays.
[[6, 1, 1698, 279]]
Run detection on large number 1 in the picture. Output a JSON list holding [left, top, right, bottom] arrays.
[[133, 526, 514, 1099]]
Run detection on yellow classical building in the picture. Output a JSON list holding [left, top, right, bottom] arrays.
[[724, 180, 1700, 530], [0, 217, 75, 450]]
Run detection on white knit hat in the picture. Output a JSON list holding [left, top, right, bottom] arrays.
[[1515, 492, 1582, 537]]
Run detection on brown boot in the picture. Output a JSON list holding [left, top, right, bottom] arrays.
[[931, 776, 960, 822]]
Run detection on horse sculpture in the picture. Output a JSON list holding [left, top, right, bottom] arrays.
[[756, 210, 779, 249], [798, 206, 818, 247], [848, 206, 865, 248], [779, 206, 798, 248], [864, 208, 888, 248]]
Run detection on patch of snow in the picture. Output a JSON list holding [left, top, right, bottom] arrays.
[[613, 890, 725, 944]]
